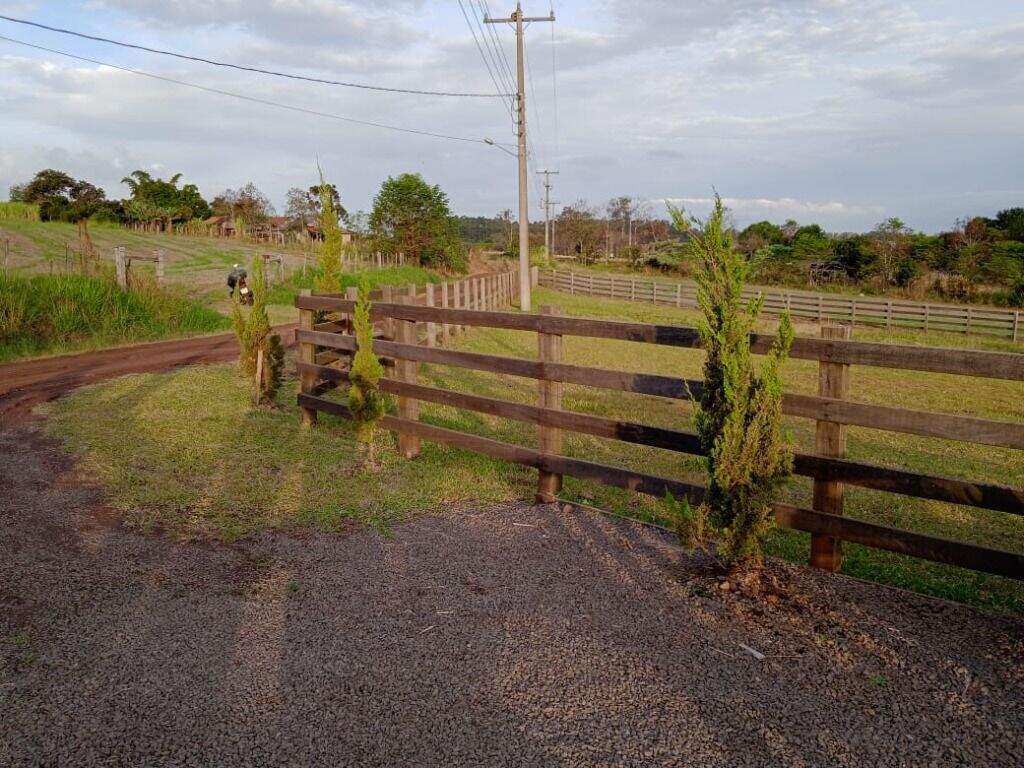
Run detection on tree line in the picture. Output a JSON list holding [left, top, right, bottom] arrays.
[[460, 196, 1024, 307], [8, 168, 467, 272]]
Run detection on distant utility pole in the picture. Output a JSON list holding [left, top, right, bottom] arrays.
[[485, 3, 554, 312], [536, 169, 559, 258]]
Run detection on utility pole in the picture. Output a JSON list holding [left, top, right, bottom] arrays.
[[486, 3, 554, 312], [536, 169, 559, 258]]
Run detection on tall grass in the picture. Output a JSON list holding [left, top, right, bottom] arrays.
[[0, 269, 229, 361], [0, 202, 40, 221]]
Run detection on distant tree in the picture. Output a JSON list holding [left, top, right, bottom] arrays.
[[867, 217, 913, 285], [556, 201, 603, 264], [369, 173, 464, 271], [10, 169, 109, 251], [738, 221, 785, 257], [993, 208, 1024, 242], [212, 182, 274, 235], [121, 170, 210, 228], [285, 183, 346, 227], [791, 224, 831, 260]]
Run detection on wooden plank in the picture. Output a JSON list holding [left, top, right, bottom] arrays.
[[352, 337, 1024, 449], [295, 295, 1024, 380], [298, 389, 1023, 580], [811, 324, 851, 572], [775, 505, 1024, 580], [368, 375, 1024, 514]]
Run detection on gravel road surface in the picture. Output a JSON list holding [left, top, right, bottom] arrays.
[[1, 427, 1022, 767]]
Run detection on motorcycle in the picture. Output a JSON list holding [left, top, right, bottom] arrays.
[[237, 276, 254, 306]]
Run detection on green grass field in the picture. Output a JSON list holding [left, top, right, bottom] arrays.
[[43, 287, 1024, 614]]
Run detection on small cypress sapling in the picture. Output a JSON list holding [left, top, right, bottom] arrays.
[[668, 195, 795, 571], [316, 166, 343, 293], [348, 277, 389, 467]]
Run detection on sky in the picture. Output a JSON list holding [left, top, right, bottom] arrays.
[[1, 1, 1022, 233]]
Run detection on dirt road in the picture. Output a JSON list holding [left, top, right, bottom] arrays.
[[0, 326, 297, 421]]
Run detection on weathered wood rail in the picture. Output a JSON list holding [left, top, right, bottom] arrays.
[[295, 282, 1024, 580], [540, 268, 1023, 342]]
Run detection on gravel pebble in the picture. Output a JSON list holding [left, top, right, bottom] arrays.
[[1, 427, 1022, 767]]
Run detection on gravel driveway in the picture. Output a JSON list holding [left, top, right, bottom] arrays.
[[2, 426, 1022, 767]]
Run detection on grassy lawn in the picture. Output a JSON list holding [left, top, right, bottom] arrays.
[[42, 287, 1024, 613]]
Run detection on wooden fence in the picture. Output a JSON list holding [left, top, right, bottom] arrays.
[[540, 269, 1023, 342], [295, 280, 1024, 581]]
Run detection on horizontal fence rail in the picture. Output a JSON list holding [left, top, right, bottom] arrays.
[[295, 283, 1024, 581], [540, 269, 1023, 342]]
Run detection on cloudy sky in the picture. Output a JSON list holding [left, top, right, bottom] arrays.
[[1, 1, 1022, 232]]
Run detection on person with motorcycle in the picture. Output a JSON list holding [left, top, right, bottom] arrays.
[[227, 264, 253, 305]]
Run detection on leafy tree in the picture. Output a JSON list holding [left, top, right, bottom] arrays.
[[792, 225, 831, 260], [348, 278, 389, 468], [11, 169, 110, 252], [993, 208, 1024, 242], [211, 182, 274, 235], [316, 169, 343, 293], [867, 217, 913, 285], [668, 195, 794, 571], [738, 220, 785, 256], [285, 183, 346, 227], [369, 173, 465, 271], [555, 201, 603, 264], [121, 170, 210, 228]]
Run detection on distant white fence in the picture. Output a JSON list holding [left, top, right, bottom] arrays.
[[539, 269, 1022, 341]]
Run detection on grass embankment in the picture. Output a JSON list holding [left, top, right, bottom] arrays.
[[0, 271, 229, 361], [265, 264, 441, 305], [43, 288, 1024, 613]]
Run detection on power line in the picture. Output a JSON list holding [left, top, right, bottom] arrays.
[[550, 1, 560, 158], [456, 0, 512, 113], [0, 34, 515, 147], [480, 2, 517, 95], [0, 13, 511, 99]]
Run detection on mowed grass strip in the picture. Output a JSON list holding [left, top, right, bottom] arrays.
[[43, 287, 1024, 613]]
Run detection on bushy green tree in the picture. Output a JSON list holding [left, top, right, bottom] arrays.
[[369, 173, 465, 271], [668, 195, 794, 570], [316, 168, 343, 293], [348, 278, 389, 467], [121, 170, 210, 228]]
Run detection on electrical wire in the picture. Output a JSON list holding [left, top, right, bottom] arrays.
[[463, 0, 514, 120], [456, 0, 512, 114], [0, 34, 516, 147], [0, 13, 512, 98], [549, 1, 559, 159]]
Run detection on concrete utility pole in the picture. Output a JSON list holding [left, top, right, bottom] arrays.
[[536, 169, 559, 259], [485, 3, 554, 312]]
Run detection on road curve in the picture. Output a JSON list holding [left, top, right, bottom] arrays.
[[0, 325, 297, 422]]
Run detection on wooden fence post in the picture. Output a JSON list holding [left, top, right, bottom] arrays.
[[536, 305, 563, 503], [425, 283, 437, 347], [441, 282, 451, 344], [1014, 310, 1020, 343], [299, 289, 317, 428], [155, 250, 166, 284], [114, 247, 128, 288], [810, 323, 852, 572], [395, 295, 421, 458], [381, 285, 394, 339]]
